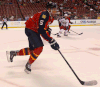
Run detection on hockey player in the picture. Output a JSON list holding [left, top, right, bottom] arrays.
[[6, 2, 60, 74], [57, 16, 63, 30], [57, 14, 69, 37]]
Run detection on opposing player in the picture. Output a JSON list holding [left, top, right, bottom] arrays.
[[6, 2, 60, 74], [57, 14, 69, 37]]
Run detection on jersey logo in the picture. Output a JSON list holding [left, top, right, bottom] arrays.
[[42, 14, 46, 19]]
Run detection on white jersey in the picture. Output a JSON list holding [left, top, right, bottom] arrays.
[[59, 18, 69, 27], [2, 18, 7, 23]]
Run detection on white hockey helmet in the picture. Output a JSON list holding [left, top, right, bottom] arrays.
[[64, 14, 68, 17]]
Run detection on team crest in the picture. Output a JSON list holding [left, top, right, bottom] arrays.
[[42, 14, 46, 19]]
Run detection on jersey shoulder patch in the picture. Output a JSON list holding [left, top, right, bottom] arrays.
[[42, 14, 46, 19], [39, 11, 49, 22]]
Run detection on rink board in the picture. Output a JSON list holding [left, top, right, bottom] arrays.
[[0, 19, 100, 28]]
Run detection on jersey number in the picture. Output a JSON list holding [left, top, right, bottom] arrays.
[[40, 20, 44, 25]]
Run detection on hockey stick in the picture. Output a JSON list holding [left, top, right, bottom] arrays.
[[51, 33, 58, 35], [52, 30, 83, 36], [70, 29, 83, 35], [52, 33, 58, 35], [58, 49, 97, 86]]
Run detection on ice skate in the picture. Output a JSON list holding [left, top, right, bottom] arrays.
[[6, 51, 17, 62], [57, 33, 61, 37], [24, 62, 31, 74], [68, 31, 70, 33], [57, 34, 61, 37], [64, 32, 68, 36], [64, 34, 68, 36]]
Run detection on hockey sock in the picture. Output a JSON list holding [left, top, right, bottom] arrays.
[[28, 46, 43, 64], [17, 48, 30, 56], [59, 29, 63, 34], [64, 30, 68, 35], [57, 29, 63, 35]]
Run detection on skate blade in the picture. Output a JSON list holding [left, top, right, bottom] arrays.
[[64, 35, 68, 36], [6, 51, 11, 62], [24, 69, 31, 74], [57, 35, 61, 37]]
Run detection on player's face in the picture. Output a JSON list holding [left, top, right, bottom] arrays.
[[68, 15, 70, 17], [65, 16, 68, 19], [51, 8, 57, 17]]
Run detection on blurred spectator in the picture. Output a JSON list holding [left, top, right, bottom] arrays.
[[25, 15, 29, 21], [86, 16, 89, 19], [84, 0, 87, 3], [31, 0, 35, 4], [24, 0, 26, 2], [74, 15, 78, 19], [0, 16, 2, 21], [30, 0, 33, 3], [97, 14, 100, 19], [92, 13, 97, 19], [0, 1, 2, 5], [9, 16, 14, 21], [83, 15, 89, 19], [0, 0, 100, 20], [72, 0, 75, 3], [73, 6, 77, 10], [17, 18, 22, 21], [64, 11, 69, 14], [19, 0, 22, 2], [36, 0, 40, 3], [70, 13, 75, 19]]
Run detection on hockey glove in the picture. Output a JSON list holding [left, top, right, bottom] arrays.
[[49, 39, 60, 50], [70, 22, 73, 24]]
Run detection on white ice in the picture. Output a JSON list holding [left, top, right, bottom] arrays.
[[0, 26, 100, 87]]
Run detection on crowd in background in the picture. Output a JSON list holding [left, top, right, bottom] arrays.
[[58, 0, 100, 19], [0, 0, 100, 21]]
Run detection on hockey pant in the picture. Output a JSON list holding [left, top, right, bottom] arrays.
[[16, 28, 44, 64]]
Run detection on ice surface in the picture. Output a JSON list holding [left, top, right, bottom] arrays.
[[0, 26, 100, 87]]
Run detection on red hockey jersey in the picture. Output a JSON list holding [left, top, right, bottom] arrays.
[[25, 10, 54, 42], [67, 17, 71, 23]]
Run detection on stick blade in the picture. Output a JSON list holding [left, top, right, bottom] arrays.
[[79, 32, 83, 35], [52, 33, 58, 35], [83, 80, 97, 86]]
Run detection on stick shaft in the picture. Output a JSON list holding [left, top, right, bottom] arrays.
[[58, 49, 84, 85], [70, 29, 81, 35]]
